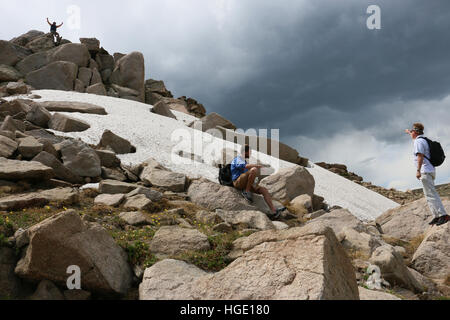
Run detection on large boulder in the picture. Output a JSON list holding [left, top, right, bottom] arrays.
[[71, 79, 83, 92], [110, 84, 140, 97], [15, 51, 50, 75], [358, 287, 401, 300], [97, 130, 135, 155], [6, 82, 29, 95], [0, 188, 78, 211], [0, 116, 25, 132], [0, 158, 54, 181], [306, 208, 367, 237], [25, 128, 64, 145], [0, 40, 30, 66], [187, 178, 273, 214], [30, 280, 64, 300], [86, 83, 107, 96], [15, 210, 133, 295], [0, 135, 18, 158], [25, 103, 52, 127], [50, 43, 90, 67], [49, 113, 90, 132], [370, 245, 423, 293], [160, 97, 189, 114], [95, 53, 115, 71], [216, 210, 275, 231], [0, 65, 22, 82], [39, 101, 107, 115], [259, 165, 315, 203], [25, 61, 78, 91], [123, 194, 153, 211], [110, 52, 145, 102], [126, 187, 163, 202], [0, 247, 23, 299], [149, 226, 211, 257], [99, 180, 138, 194], [95, 150, 121, 168], [140, 168, 186, 192], [411, 223, 450, 281], [139, 158, 186, 192], [339, 227, 384, 258], [32, 151, 83, 184], [376, 198, 450, 241], [151, 101, 176, 119], [0, 99, 31, 116], [189, 112, 236, 132], [25, 128, 64, 144], [145, 79, 173, 98], [90, 68, 102, 85], [179, 96, 207, 118], [139, 259, 207, 300], [17, 136, 44, 159], [119, 211, 149, 226], [79, 38, 100, 52], [59, 139, 102, 177], [25, 34, 55, 53], [77, 67, 93, 87], [94, 194, 125, 207], [10, 30, 45, 47], [291, 194, 313, 213], [141, 222, 359, 300]]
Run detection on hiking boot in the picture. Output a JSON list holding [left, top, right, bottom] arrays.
[[269, 207, 287, 220], [241, 191, 253, 203], [436, 215, 450, 226], [429, 217, 440, 225]]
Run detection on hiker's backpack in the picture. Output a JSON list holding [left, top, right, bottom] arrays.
[[218, 164, 234, 187], [417, 137, 446, 167]]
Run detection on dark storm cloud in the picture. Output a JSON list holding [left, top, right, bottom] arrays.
[[186, 0, 450, 144]]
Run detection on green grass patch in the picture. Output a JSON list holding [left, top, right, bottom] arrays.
[[172, 230, 253, 272]]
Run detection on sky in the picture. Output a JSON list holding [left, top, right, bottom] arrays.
[[1, 0, 450, 191]]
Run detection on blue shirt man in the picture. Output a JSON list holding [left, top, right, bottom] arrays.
[[231, 155, 248, 182], [229, 144, 286, 219]]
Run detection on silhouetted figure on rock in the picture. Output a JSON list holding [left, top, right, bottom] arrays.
[[46, 18, 63, 45]]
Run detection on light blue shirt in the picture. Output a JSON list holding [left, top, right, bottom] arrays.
[[414, 135, 435, 173], [231, 156, 248, 181]]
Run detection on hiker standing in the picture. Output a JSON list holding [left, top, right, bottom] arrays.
[[405, 123, 449, 226]]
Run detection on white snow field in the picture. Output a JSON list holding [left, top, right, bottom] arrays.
[[13, 90, 399, 221]]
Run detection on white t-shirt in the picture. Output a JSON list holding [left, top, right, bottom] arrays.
[[414, 135, 435, 173]]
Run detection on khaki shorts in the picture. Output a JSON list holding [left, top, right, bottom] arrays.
[[233, 171, 262, 193]]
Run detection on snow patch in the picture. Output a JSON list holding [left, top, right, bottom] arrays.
[[17, 90, 399, 221]]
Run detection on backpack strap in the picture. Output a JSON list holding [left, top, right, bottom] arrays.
[[416, 137, 432, 162]]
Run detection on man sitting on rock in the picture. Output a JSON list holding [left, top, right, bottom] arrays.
[[231, 144, 286, 219]]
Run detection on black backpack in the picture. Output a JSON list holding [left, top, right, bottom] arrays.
[[218, 164, 234, 187], [418, 137, 446, 167]]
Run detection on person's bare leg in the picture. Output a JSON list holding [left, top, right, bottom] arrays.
[[259, 187, 276, 214], [245, 168, 257, 193]]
